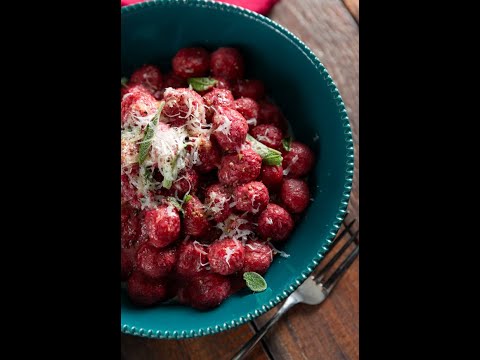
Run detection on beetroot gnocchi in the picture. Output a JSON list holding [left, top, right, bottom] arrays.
[[121, 46, 316, 310]]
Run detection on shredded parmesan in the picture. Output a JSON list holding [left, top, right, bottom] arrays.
[[123, 101, 157, 129], [166, 203, 177, 217], [283, 154, 299, 176], [215, 114, 232, 136], [122, 92, 133, 101], [121, 88, 216, 210], [135, 166, 158, 210], [255, 128, 271, 143], [205, 191, 231, 220], [121, 136, 140, 167], [268, 241, 290, 258], [216, 214, 255, 242], [149, 125, 189, 188], [193, 240, 209, 267], [224, 246, 236, 267], [161, 87, 209, 137], [142, 71, 156, 89], [250, 193, 262, 214]]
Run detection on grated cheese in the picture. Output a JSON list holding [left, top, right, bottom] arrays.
[[255, 128, 271, 143], [215, 114, 232, 136], [250, 193, 261, 214], [121, 136, 140, 167], [161, 88, 209, 137], [268, 241, 290, 258], [166, 203, 177, 217], [121, 88, 216, 210], [224, 245, 237, 267], [216, 214, 255, 242], [205, 191, 231, 220], [193, 240, 209, 267], [142, 70, 157, 90], [123, 99, 157, 129], [149, 125, 189, 189], [283, 154, 299, 176]]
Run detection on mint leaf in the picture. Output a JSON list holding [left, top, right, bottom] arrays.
[[243, 272, 267, 292], [143, 167, 152, 182], [121, 77, 129, 88], [167, 197, 182, 211], [162, 179, 173, 190], [187, 77, 218, 92], [138, 101, 165, 165], [162, 144, 186, 190], [138, 124, 156, 165], [262, 152, 283, 166], [246, 134, 283, 166], [282, 137, 292, 152]]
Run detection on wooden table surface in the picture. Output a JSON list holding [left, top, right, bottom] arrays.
[[122, 0, 359, 358]]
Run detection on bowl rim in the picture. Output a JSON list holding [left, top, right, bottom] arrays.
[[121, 0, 354, 340]]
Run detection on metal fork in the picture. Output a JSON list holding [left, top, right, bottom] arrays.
[[231, 218, 359, 360]]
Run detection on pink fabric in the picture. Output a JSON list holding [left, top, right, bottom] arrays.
[[120, 0, 280, 15]]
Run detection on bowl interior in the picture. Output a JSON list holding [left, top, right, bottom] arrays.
[[121, 0, 353, 338]]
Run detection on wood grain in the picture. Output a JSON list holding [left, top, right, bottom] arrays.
[[121, 324, 270, 360], [342, 0, 359, 22], [253, 223, 359, 360]]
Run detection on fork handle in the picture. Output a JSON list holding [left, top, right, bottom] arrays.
[[231, 295, 300, 360]]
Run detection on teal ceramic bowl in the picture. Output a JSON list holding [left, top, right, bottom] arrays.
[[121, 0, 354, 339]]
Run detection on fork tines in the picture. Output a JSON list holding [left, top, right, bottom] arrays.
[[313, 217, 359, 293]]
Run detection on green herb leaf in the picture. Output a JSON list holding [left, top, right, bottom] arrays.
[[184, 194, 193, 203], [138, 101, 165, 165], [121, 77, 129, 88], [262, 152, 283, 166], [143, 167, 152, 182], [162, 179, 173, 190], [138, 166, 154, 194], [243, 272, 267, 292], [246, 134, 283, 166], [187, 77, 218, 92], [138, 125, 156, 165], [167, 197, 182, 211], [282, 137, 292, 152], [161, 143, 186, 190]]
